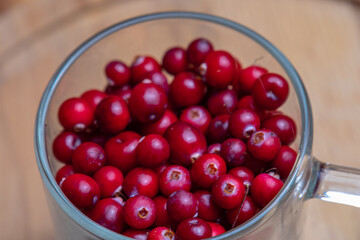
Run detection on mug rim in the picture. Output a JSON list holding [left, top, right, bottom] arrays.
[[34, 11, 313, 239]]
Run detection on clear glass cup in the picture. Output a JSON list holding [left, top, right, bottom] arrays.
[[34, 12, 360, 240]]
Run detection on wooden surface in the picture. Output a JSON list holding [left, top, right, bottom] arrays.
[[1, 0, 360, 239]]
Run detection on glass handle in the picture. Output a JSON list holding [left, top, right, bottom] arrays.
[[309, 158, 360, 208]]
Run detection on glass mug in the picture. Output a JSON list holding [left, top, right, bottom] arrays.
[[34, 12, 360, 240]]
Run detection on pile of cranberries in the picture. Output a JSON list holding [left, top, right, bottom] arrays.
[[53, 38, 297, 240]]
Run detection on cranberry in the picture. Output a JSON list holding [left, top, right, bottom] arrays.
[[169, 72, 206, 108], [176, 218, 212, 240], [260, 110, 283, 121], [165, 121, 207, 167], [95, 95, 130, 134], [207, 90, 238, 116], [81, 89, 107, 110], [194, 190, 223, 221], [272, 146, 297, 179], [252, 73, 289, 110], [186, 38, 214, 67], [81, 130, 110, 147], [206, 143, 221, 155], [179, 106, 211, 133], [153, 196, 172, 227], [207, 222, 226, 237], [123, 167, 159, 198], [58, 97, 94, 132], [162, 47, 188, 75], [211, 174, 245, 209], [154, 163, 171, 176], [159, 165, 191, 197], [220, 138, 247, 167], [105, 83, 131, 95], [55, 165, 75, 186], [52, 131, 81, 164], [226, 196, 258, 227], [228, 58, 243, 94], [228, 166, 254, 187], [247, 129, 281, 162], [105, 131, 141, 173], [129, 82, 168, 123], [167, 190, 198, 222], [141, 110, 178, 136], [123, 195, 156, 229], [262, 115, 297, 145], [190, 154, 227, 189], [72, 142, 106, 175], [123, 229, 150, 240], [251, 173, 283, 208], [61, 173, 100, 209], [136, 134, 170, 168], [148, 227, 175, 240], [238, 65, 268, 93], [203, 50, 236, 89], [105, 61, 130, 86], [141, 71, 170, 94], [228, 109, 261, 140], [237, 95, 262, 114], [93, 166, 124, 198], [88, 198, 125, 233], [206, 114, 230, 144], [131, 56, 161, 84], [243, 155, 267, 175]]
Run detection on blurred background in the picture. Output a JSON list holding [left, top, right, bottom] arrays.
[[0, 0, 360, 239]]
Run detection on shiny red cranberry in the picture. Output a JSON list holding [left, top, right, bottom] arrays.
[[81, 89, 107, 110], [93, 166, 124, 198], [53, 131, 81, 164], [194, 190, 223, 221], [238, 65, 268, 93], [95, 95, 130, 134], [141, 71, 170, 94], [61, 173, 100, 209], [252, 73, 289, 110], [237, 95, 262, 114], [164, 121, 207, 167], [272, 146, 297, 179], [148, 227, 175, 240], [169, 72, 206, 108], [247, 129, 281, 162], [176, 218, 212, 240], [136, 134, 170, 168], [211, 174, 245, 209], [72, 142, 106, 175], [159, 165, 191, 197], [179, 106, 211, 133], [105, 60, 130, 86], [129, 82, 168, 123], [153, 196, 171, 227], [187, 38, 214, 67], [58, 97, 94, 132], [140, 110, 178, 136], [206, 114, 230, 144], [206, 143, 221, 155], [228, 166, 254, 187], [207, 90, 238, 116], [105, 131, 141, 173], [251, 173, 283, 208], [88, 198, 125, 233], [226, 196, 258, 227], [162, 47, 188, 75], [220, 138, 247, 167], [203, 50, 236, 89], [131, 56, 161, 84], [260, 110, 283, 121], [122, 229, 150, 240], [123, 195, 156, 229], [207, 222, 226, 237], [123, 168, 159, 198], [229, 109, 261, 140], [262, 115, 297, 145], [167, 190, 198, 222], [190, 154, 227, 189], [55, 165, 75, 186]]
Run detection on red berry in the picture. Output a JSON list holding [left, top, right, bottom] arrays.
[[141, 71, 170, 94], [105, 61, 130, 86], [136, 134, 170, 168], [176, 218, 212, 240], [179, 106, 211, 134], [252, 73, 289, 110], [207, 222, 226, 237], [272, 146, 297, 179], [148, 227, 175, 240], [228, 166, 254, 187], [93, 166, 124, 198], [206, 114, 230, 144], [140, 110, 178, 136], [229, 109, 261, 140], [194, 190, 223, 221], [123, 229, 150, 240], [167, 190, 198, 222], [187, 38, 214, 67], [61, 173, 100, 209], [211, 174, 245, 209], [123, 168, 159, 198], [251, 173, 283, 208], [154, 163, 171, 176], [220, 138, 247, 167], [153, 196, 172, 227], [238, 65, 268, 93], [123, 195, 156, 229], [162, 47, 188, 75], [225, 196, 258, 227], [131, 56, 161, 84], [207, 90, 238, 116], [206, 143, 221, 155], [262, 114, 297, 145], [53, 131, 81, 164], [159, 165, 191, 197], [72, 142, 106, 175], [55, 165, 75, 186], [247, 129, 281, 162], [237, 95, 262, 115], [81, 89, 107, 110], [58, 97, 94, 132]]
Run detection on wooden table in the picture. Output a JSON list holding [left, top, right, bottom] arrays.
[[1, 0, 360, 239]]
